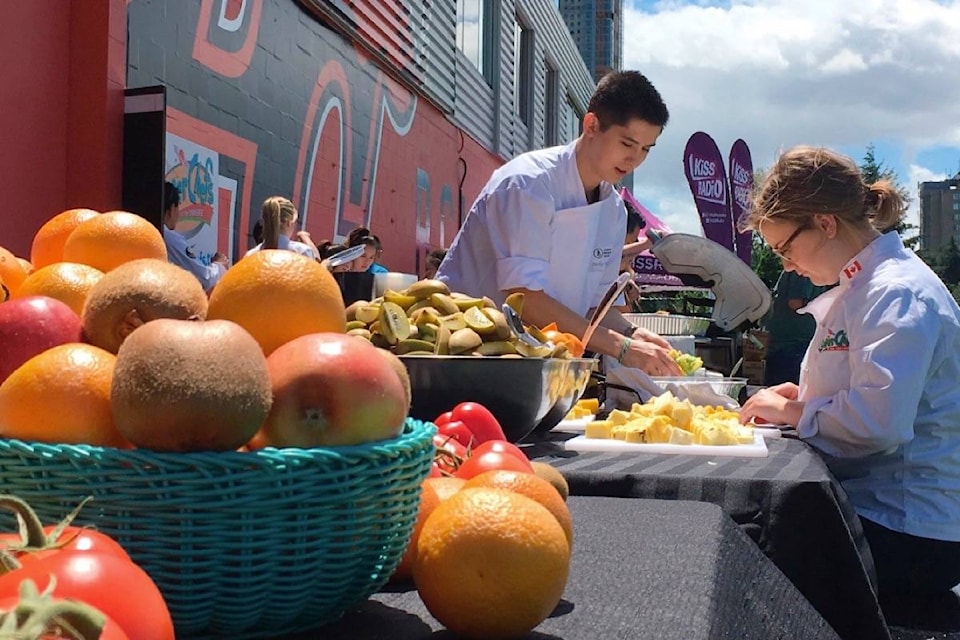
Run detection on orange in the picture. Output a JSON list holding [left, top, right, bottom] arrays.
[[463, 469, 573, 543], [426, 476, 466, 502], [414, 487, 571, 639], [0, 246, 30, 295], [207, 250, 346, 355], [392, 479, 442, 581], [13, 262, 104, 317], [0, 343, 130, 448], [62, 211, 166, 273], [30, 208, 100, 268]]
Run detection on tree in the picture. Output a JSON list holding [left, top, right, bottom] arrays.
[[939, 236, 960, 286], [751, 233, 781, 289], [860, 144, 918, 249]]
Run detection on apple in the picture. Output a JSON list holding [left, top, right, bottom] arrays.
[[257, 333, 410, 447], [0, 296, 82, 383]]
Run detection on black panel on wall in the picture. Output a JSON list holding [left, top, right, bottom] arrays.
[[122, 86, 167, 230]]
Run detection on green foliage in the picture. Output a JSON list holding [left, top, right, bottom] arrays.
[[860, 144, 919, 249], [937, 236, 960, 285], [751, 233, 782, 289]]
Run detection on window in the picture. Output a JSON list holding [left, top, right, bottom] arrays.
[[545, 62, 559, 145], [564, 93, 582, 143], [514, 18, 533, 126], [457, 0, 486, 76]]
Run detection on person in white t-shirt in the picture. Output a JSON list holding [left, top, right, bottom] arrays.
[[245, 196, 320, 260], [162, 182, 228, 292]]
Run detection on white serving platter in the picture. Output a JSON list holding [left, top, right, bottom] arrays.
[[550, 415, 596, 433], [563, 431, 768, 457]]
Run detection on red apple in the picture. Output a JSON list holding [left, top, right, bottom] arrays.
[[257, 333, 409, 447], [0, 296, 82, 383]]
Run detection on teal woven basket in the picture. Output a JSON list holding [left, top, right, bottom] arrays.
[[0, 418, 434, 638]]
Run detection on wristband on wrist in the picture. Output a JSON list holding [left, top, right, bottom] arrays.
[[617, 336, 632, 365]]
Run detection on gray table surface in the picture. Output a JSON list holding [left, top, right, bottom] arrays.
[[308, 496, 841, 640], [522, 434, 890, 640]]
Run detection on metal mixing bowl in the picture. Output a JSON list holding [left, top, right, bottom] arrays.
[[399, 356, 597, 442]]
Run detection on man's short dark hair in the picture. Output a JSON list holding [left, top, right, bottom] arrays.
[[588, 70, 669, 130], [163, 181, 181, 210], [624, 201, 646, 233]]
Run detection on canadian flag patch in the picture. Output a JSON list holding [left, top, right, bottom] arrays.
[[843, 261, 862, 280]]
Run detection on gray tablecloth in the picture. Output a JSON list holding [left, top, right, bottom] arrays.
[[523, 434, 889, 640], [308, 496, 840, 640]]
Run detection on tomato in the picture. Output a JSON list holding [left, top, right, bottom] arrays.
[[433, 434, 468, 476], [455, 450, 534, 479], [435, 420, 475, 447], [433, 411, 454, 427], [471, 439, 531, 466], [449, 402, 506, 444], [0, 553, 175, 640], [0, 496, 131, 565], [0, 591, 131, 640]]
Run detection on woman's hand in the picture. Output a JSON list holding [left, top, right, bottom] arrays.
[[740, 385, 802, 426]]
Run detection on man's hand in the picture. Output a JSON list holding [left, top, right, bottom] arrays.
[[620, 336, 682, 376], [212, 252, 230, 268], [739, 385, 802, 426], [630, 325, 671, 349]]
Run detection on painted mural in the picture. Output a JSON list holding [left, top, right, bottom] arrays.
[[128, 0, 502, 274]]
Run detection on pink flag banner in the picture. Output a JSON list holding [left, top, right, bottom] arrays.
[[683, 132, 734, 253], [728, 138, 754, 265], [619, 188, 685, 288]]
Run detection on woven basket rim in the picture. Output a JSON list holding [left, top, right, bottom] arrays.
[[0, 417, 435, 467]]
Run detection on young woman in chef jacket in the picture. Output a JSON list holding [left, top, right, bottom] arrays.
[[437, 71, 681, 376], [739, 146, 960, 621]]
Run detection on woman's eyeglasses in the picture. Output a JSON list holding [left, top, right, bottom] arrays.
[[771, 225, 809, 260]]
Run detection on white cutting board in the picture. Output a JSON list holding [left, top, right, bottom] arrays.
[[563, 431, 768, 457], [555, 419, 781, 439]]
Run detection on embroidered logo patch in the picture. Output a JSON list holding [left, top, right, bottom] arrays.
[[843, 261, 862, 279], [818, 329, 849, 352]]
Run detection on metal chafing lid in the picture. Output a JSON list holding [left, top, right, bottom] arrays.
[[648, 231, 771, 330]]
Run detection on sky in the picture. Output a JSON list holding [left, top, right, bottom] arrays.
[[621, 0, 960, 238]]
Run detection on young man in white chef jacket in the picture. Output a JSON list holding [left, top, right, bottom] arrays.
[[437, 71, 681, 376]]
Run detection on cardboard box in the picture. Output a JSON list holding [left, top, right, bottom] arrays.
[[742, 330, 769, 361], [742, 360, 766, 385]]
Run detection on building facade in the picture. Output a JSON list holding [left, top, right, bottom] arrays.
[[2, 0, 595, 276], [919, 174, 960, 252], [557, 0, 623, 82], [557, 0, 627, 188]]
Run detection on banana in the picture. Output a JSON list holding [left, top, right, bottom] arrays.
[[346, 328, 372, 340], [410, 307, 440, 327], [383, 289, 418, 309], [448, 328, 483, 354], [404, 279, 450, 299], [474, 340, 518, 356], [453, 297, 486, 312], [345, 320, 368, 332], [516, 342, 554, 358], [394, 339, 439, 354], [429, 292, 460, 315], [435, 323, 451, 355], [344, 300, 369, 322]]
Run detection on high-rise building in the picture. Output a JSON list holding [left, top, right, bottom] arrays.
[[558, 0, 623, 82], [557, 0, 629, 188], [919, 174, 960, 252]]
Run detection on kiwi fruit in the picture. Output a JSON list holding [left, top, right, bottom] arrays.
[[111, 318, 272, 452], [81, 258, 208, 353], [531, 461, 570, 501]]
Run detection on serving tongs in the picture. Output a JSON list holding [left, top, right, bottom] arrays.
[[581, 271, 633, 349], [326, 244, 365, 269]]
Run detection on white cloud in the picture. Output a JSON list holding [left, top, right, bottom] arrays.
[[624, 0, 960, 238]]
